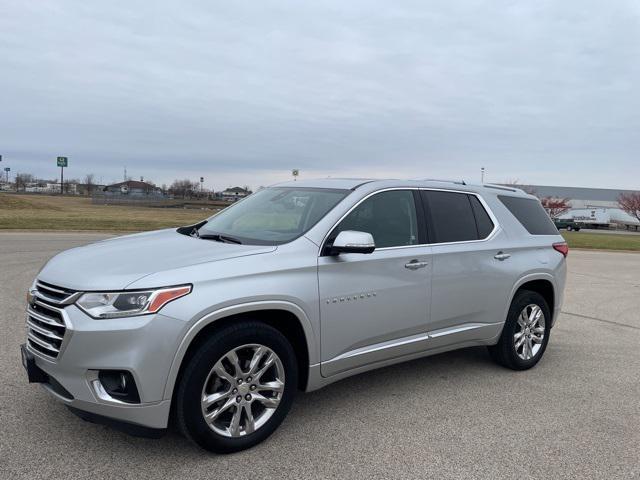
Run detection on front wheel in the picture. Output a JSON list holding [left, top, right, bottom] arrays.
[[176, 321, 297, 453], [488, 290, 551, 370]]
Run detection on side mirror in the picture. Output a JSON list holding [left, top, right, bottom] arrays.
[[330, 230, 375, 255]]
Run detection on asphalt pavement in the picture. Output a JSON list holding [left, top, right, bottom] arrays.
[[1, 232, 639, 479]]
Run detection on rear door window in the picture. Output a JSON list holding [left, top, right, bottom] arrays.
[[422, 191, 479, 243], [498, 196, 558, 235]]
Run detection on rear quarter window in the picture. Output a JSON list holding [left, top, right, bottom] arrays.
[[498, 195, 558, 235], [422, 191, 480, 243]]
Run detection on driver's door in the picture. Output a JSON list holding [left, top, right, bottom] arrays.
[[318, 190, 432, 377]]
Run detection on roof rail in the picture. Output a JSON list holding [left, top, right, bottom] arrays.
[[415, 178, 467, 186], [484, 184, 517, 192]]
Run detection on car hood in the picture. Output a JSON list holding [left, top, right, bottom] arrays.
[[38, 229, 277, 291]]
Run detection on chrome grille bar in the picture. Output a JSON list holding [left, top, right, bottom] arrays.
[[35, 281, 69, 295], [27, 319, 64, 341], [27, 305, 65, 328], [26, 281, 77, 360], [27, 332, 60, 356]]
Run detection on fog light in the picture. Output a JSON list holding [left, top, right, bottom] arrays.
[[97, 370, 140, 404]]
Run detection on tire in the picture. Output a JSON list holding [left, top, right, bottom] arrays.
[[488, 290, 551, 370], [566, 226, 573, 231], [176, 321, 298, 453]]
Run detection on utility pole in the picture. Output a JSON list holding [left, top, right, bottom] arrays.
[[200, 177, 204, 195]]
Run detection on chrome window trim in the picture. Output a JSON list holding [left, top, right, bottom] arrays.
[[318, 186, 501, 256]]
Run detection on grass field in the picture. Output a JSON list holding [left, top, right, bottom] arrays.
[[0, 194, 215, 231], [561, 231, 640, 251]]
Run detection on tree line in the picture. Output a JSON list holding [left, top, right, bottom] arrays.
[[5, 172, 253, 200]]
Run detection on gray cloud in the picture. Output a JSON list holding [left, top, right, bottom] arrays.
[[1, 0, 639, 190]]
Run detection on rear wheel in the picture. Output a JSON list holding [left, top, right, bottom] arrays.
[[176, 321, 297, 453], [488, 290, 551, 370]]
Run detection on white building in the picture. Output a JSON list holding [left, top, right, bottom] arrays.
[[220, 186, 252, 201]]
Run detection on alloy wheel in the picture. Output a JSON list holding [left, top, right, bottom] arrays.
[[200, 344, 285, 437], [514, 304, 546, 361]]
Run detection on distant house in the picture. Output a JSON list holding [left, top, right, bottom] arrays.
[[75, 183, 106, 196], [219, 187, 253, 201], [103, 180, 162, 197], [220, 186, 252, 201]]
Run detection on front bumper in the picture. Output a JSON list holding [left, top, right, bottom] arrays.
[[25, 304, 187, 429]]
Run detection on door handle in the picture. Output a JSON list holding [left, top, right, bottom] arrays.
[[494, 252, 511, 261], [405, 260, 428, 270]]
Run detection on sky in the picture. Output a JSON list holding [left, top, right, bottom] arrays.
[[1, 0, 639, 191]]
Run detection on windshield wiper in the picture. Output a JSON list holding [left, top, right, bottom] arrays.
[[198, 233, 243, 244]]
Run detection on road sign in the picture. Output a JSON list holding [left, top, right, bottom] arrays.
[[4, 167, 10, 172], [57, 156, 68, 167]]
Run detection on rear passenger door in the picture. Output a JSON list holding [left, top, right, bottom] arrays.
[[420, 190, 513, 345]]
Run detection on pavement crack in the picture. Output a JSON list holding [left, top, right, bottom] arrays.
[[561, 310, 640, 330]]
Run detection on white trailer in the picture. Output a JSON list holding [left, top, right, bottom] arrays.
[[561, 207, 640, 229]]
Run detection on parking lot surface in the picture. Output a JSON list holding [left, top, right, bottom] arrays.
[[1, 232, 639, 479]]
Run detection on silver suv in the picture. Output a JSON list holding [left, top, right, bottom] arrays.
[[21, 178, 567, 453]]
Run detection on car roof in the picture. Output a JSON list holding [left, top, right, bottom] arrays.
[[271, 178, 376, 190], [272, 178, 531, 197]]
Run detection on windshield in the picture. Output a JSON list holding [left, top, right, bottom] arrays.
[[199, 187, 350, 245]]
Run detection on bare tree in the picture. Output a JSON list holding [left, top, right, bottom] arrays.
[[618, 192, 640, 222], [169, 179, 199, 199], [84, 173, 96, 195], [540, 197, 571, 219], [15, 173, 35, 192]]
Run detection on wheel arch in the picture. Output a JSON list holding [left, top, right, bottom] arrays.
[[163, 301, 316, 401], [506, 274, 556, 326]]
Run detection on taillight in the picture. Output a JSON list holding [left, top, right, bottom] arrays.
[[553, 242, 569, 257]]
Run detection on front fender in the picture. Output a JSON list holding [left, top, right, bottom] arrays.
[[161, 300, 316, 400]]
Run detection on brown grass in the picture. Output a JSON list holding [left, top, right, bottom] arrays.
[[0, 194, 216, 231]]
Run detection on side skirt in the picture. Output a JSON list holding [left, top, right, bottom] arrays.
[[309, 322, 502, 389]]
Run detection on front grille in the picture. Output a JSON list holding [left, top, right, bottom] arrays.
[[26, 281, 78, 360]]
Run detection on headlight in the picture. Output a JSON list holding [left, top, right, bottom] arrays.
[[76, 285, 191, 319]]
